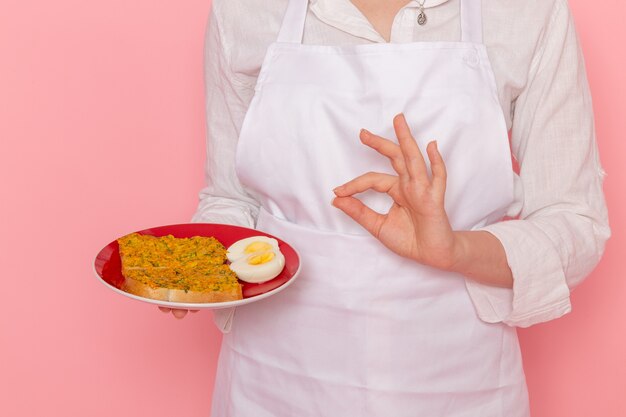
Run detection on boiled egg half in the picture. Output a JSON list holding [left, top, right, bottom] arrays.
[[226, 236, 285, 283]]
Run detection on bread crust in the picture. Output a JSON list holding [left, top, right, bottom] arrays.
[[121, 273, 243, 303], [121, 274, 170, 301]]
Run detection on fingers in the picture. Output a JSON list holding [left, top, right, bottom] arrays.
[[157, 306, 198, 319], [426, 141, 447, 196], [333, 172, 400, 202], [393, 113, 427, 182], [360, 114, 428, 182], [359, 129, 407, 177], [332, 196, 386, 239], [171, 309, 188, 319]]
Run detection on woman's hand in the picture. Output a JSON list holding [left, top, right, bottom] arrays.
[[158, 307, 199, 319], [332, 113, 462, 271], [332, 112, 514, 287]]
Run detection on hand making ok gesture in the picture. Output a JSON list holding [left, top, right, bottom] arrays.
[[332, 113, 513, 288], [332, 113, 460, 271]]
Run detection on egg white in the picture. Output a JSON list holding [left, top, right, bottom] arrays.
[[229, 250, 286, 283], [226, 236, 280, 263], [226, 236, 285, 283]]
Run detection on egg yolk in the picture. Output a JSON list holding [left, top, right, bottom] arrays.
[[248, 251, 275, 265], [244, 241, 273, 254]]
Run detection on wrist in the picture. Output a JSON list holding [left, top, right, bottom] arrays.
[[446, 231, 469, 273], [443, 230, 514, 288]]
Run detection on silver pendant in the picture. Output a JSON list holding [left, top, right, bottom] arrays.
[[417, 8, 427, 25]]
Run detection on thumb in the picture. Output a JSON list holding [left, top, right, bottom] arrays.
[[332, 196, 385, 239]]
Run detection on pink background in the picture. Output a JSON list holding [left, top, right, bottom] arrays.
[[0, 1, 624, 416]]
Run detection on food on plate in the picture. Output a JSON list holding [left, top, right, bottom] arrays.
[[118, 233, 226, 269], [121, 265, 242, 303], [226, 236, 286, 284], [117, 233, 242, 302]]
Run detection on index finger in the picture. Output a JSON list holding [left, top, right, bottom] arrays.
[[359, 129, 407, 177]]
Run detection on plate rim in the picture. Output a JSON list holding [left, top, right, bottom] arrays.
[[93, 222, 301, 310]]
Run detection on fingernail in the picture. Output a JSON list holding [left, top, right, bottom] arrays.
[[331, 196, 337, 206], [333, 186, 342, 195], [360, 128, 369, 137]]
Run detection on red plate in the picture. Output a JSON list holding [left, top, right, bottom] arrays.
[[93, 223, 301, 309]]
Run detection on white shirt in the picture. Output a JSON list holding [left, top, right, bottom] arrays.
[[192, 0, 611, 327]]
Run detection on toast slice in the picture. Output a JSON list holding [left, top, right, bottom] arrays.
[[117, 233, 242, 303]]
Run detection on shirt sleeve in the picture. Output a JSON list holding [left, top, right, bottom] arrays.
[[191, 2, 260, 228], [465, 0, 611, 328]]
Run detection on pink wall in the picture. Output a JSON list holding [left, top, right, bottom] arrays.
[[0, 1, 623, 416]]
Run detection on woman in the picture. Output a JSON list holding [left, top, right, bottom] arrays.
[[171, 0, 610, 415]]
